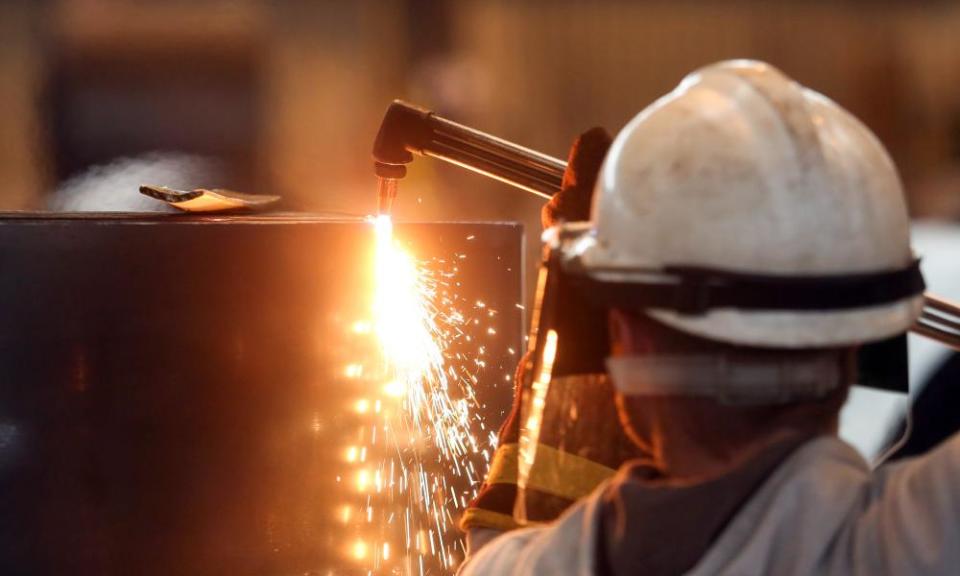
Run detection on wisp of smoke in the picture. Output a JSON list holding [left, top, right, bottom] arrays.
[[47, 152, 221, 212]]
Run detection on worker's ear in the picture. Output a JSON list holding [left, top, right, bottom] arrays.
[[608, 308, 628, 355], [608, 308, 652, 356]]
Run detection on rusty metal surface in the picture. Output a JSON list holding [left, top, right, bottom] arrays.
[[0, 213, 523, 575]]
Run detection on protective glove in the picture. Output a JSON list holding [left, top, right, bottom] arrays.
[[541, 126, 612, 227], [460, 128, 647, 533]]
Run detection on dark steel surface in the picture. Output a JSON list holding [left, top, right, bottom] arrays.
[[0, 214, 523, 575]]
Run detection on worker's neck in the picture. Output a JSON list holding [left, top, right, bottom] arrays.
[[639, 398, 838, 481], [654, 425, 811, 481]]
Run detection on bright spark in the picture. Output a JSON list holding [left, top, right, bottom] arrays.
[[335, 215, 505, 574]]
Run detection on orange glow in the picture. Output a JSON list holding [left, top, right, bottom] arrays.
[[356, 469, 370, 491], [351, 539, 367, 560], [382, 379, 405, 398], [351, 320, 371, 334]]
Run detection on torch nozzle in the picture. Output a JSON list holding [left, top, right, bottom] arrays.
[[376, 176, 398, 216]]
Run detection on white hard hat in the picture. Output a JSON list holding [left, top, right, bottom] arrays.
[[562, 60, 924, 348]]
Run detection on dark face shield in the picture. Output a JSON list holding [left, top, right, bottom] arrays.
[[514, 245, 633, 523]]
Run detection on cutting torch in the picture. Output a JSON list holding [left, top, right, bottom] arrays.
[[372, 100, 960, 351]]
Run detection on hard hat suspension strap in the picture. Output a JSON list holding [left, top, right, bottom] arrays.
[[572, 259, 925, 316]]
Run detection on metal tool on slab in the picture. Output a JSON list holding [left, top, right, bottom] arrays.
[[140, 185, 281, 212]]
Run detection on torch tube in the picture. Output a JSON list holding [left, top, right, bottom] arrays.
[[373, 100, 566, 199]]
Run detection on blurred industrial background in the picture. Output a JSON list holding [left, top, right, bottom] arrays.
[[1, 2, 960, 572]]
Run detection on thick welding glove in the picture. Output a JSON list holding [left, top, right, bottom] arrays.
[[460, 128, 646, 534], [541, 126, 612, 228]]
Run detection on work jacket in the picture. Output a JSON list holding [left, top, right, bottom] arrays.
[[460, 433, 960, 575]]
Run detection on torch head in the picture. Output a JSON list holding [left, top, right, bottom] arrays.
[[373, 101, 436, 215]]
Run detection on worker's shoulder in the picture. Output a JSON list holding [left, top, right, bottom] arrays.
[[782, 435, 871, 483], [688, 436, 872, 576], [758, 435, 872, 516], [731, 436, 871, 516], [744, 436, 873, 536]]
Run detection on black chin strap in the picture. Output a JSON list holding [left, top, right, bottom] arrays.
[[570, 259, 925, 315]]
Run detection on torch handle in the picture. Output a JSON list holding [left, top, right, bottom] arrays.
[[373, 100, 566, 199]]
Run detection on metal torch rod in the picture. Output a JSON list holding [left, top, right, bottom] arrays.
[[421, 115, 566, 199], [916, 294, 960, 351], [373, 100, 566, 200], [372, 100, 960, 350]]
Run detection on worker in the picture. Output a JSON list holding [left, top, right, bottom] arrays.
[[458, 60, 958, 575]]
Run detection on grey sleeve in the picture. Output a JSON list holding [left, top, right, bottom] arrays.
[[458, 527, 543, 576], [842, 432, 960, 575], [464, 527, 506, 558]]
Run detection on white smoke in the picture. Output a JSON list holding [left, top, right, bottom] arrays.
[[48, 152, 221, 212]]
